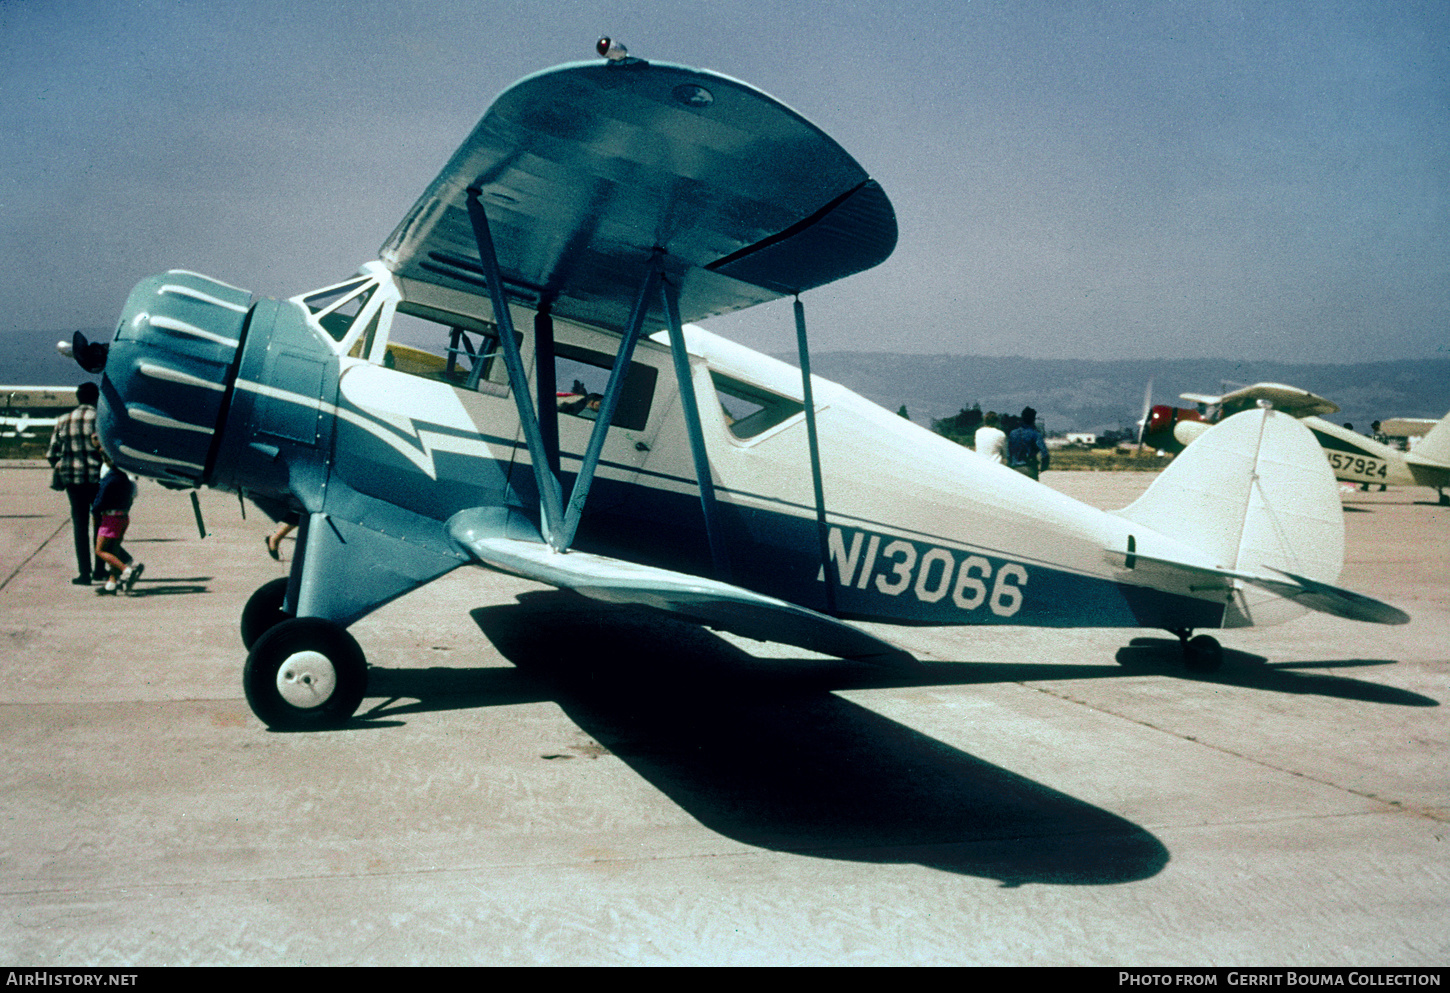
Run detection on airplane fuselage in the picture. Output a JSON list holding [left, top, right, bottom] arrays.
[[100, 264, 1242, 636], [1299, 417, 1418, 488]]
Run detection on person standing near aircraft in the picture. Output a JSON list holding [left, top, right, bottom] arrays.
[[1368, 421, 1388, 491], [46, 382, 104, 585], [974, 411, 1008, 464], [91, 450, 142, 595], [265, 516, 298, 560], [1008, 406, 1050, 480]]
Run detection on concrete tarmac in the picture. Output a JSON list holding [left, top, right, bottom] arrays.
[[1, 462, 1445, 966]]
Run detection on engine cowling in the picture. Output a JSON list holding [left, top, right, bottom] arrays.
[[98, 271, 252, 486]]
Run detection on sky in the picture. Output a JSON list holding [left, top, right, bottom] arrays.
[[2, 0, 1447, 365]]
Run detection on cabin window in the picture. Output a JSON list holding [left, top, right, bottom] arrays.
[[347, 308, 382, 359], [383, 302, 512, 396], [553, 343, 656, 432], [711, 372, 803, 439], [303, 279, 376, 342]]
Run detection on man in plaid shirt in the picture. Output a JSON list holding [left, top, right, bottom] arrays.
[[47, 382, 105, 584]]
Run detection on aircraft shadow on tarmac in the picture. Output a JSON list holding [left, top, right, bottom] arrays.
[[1114, 639, 1437, 707], [359, 590, 1172, 887]]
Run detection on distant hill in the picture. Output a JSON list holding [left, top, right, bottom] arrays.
[[785, 353, 1450, 436], [4, 325, 1445, 435]]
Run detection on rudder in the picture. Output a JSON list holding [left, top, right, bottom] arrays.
[[1116, 407, 1345, 626]]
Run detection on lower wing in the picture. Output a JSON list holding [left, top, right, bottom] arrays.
[[448, 509, 914, 666]]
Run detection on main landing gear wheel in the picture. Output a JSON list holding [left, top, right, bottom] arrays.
[[243, 617, 368, 730], [240, 577, 292, 650], [1181, 633, 1223, 673]]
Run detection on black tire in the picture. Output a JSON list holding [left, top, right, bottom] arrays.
[[1182, 634, 1223, 673], [240, 577, 292, 650], [243, 617, 367, 729]]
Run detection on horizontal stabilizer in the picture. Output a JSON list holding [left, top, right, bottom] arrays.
[[1112, 550, 1409, 626], [448, 511, 912, 666], [1253, 567, 1411, 625]]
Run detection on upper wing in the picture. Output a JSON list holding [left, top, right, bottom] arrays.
[[1180, 383, 1340, 419], [447, 508, 913, 667], [378, 59, 896, 334]]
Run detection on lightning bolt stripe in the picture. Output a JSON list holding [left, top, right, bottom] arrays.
[[233, 379, 514, 480]]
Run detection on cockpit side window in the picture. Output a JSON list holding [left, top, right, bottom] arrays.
[[711, 372, 804, 439], [552, 344, 657, 431], [383, 302, 513, 396]]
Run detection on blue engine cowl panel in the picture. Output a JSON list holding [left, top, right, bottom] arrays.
[[98, 272, 253, 485]]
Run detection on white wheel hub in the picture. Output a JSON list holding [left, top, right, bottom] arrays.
[[276, 650, 337, 708]]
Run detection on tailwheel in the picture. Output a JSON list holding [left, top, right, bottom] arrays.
[[1181, 633, 1223, 673], [243, 617, 368, 729], [240, 577, 292, 649]]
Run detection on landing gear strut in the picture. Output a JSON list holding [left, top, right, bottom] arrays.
[[1173, 629, 1223, 672]]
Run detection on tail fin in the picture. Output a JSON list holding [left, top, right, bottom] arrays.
[[1116, 406, 1346, 627], [1406, 410, 1450, 469]]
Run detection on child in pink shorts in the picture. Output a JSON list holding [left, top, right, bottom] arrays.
[[92, 459, 143, 595]]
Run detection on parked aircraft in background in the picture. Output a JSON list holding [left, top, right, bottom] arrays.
[[1395, 416, 1450, 504], [1142, 382, 1450, 504], [67, 43, 1409, 730], [0, 386, 76, 441], [1378, 417, 1441, 450], [1141, 382, 1340, 453]]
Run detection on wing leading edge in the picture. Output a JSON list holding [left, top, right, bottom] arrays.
[[1179, 383, 1340, 419], [447, 508, 914, 667], [379, 59, 896, 334]]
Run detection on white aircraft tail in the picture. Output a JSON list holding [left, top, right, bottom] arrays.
[[1406, 410, 1450, 469], [1117, 407, 1354, 627]]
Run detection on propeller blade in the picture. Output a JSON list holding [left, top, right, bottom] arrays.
[[1136, 378, 1154, 452], [72, 331, 109, 374]]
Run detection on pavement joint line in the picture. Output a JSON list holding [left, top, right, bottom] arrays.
[[0, 824, 1175, 899], [0, 518, 67, 594], [0, 809, 1433, 905], [1020, 680, 1448, 823], [0, 852, 758, 898]]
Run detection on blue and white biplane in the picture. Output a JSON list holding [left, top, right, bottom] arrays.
[[81, 44, 1408, 729]]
